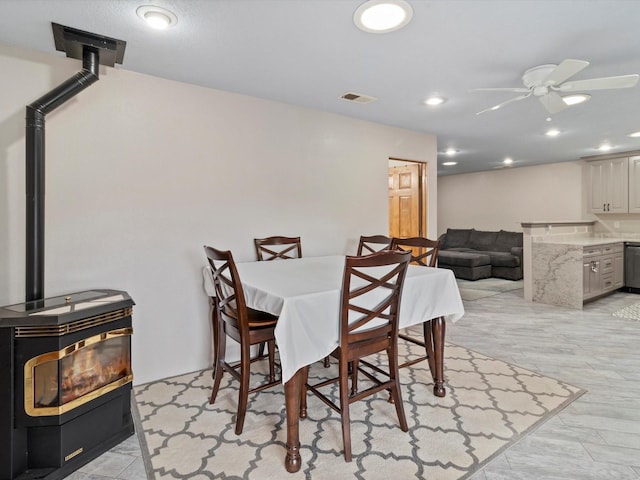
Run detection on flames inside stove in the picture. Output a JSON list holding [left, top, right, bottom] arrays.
[[28, 330, 132, 415]]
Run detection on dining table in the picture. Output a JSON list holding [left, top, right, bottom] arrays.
[[234, 254, 465, 473]]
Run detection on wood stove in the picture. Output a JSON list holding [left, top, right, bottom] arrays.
[[0, 289, 134, 480], [2, 22, 132, 480]]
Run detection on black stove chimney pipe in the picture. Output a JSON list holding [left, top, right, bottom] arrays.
[[25, 47, 99, 302], [24, 23, 125, 303]]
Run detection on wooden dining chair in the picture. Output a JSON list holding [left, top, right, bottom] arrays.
[[390, 236, 441, 369], [254, 236, 302, 261], [203, 245, 280, 435], [300, 249, 412, 462], [356, 234, 393, 255], [254, 235, 307, 363]]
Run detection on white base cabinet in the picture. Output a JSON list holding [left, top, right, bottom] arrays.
[[583, 243, 624, 301]]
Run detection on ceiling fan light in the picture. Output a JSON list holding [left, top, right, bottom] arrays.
[[503, 157, 513, 165], [562, 94, 590, 106], [354, 0, 413, 33]]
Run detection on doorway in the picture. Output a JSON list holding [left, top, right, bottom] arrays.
[[388, 159, 428, 238]]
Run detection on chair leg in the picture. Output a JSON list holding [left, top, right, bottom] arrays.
[[235, 343, 251, 435], [339, 358, 353, 462], [267, 339, 276, 382], [210, 309, 226, 405], [350, 360, 359, 396], [388, 346, 408, 432]]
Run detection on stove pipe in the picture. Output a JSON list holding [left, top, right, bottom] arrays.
[[25, 48, 99, 303], [24, 23, 125, 302]]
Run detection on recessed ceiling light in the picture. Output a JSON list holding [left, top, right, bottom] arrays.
[[629, 131, 640, 138], [546, 129, 560, 137], [444, 148, 458, 156], [354, 0, 413, 34], [562, 94, 591, 106], [598, 143, 613, 152], [503, 157, 513, 165], [425, 96, 446, 106], [442, 161, 458, 166], [137, 5, 178, 29]]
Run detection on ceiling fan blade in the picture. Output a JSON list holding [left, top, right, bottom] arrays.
[[539, 92, 567, 114], [558, 74, 639, 91], [471, 87, 530, 93], [544, 59, 589, 86], [476, 93, 531, 115]]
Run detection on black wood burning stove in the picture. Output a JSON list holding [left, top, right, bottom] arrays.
[[0, 289, 134, 480], [0, 22, 132, 480]]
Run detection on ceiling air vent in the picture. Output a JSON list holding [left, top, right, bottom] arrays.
[[340, 92, 377, 104]]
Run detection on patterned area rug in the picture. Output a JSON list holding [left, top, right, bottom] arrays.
[[134, 338, 583, 480], [612, 302, 640, 320]]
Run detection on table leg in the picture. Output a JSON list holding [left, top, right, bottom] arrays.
[[284, 370, 302, 473], [430, 316, 446, 397]]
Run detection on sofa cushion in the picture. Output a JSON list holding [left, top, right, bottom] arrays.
[[468, 230, 498, 251], [475, 251, 521, 268], [494, 230, 523, 252], [438, 250, 491, 268], [441, 228, 473, 249]]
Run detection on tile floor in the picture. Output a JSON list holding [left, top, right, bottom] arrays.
[[454, 286, 640, 479], [65, 428, 149, 480], [65, 281, 640, 479]]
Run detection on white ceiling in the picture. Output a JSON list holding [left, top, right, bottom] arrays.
[[1, 0, 640, 176]]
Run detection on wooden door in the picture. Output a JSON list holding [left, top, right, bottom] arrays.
[[388, 164, 421, 238]]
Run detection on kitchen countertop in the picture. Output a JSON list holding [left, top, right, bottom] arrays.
[[532, 235, 640, 246]]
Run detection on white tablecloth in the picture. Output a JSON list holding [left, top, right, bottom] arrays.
[[231, 255, 465, 383]]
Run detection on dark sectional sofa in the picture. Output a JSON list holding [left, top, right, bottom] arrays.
[[437, 228, 523, 281]]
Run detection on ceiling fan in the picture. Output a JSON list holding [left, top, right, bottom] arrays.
[[474, 59, 639, 115]]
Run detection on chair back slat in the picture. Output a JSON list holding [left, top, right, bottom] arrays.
[[391, 236, 440, 267], [204, 246, 248, 333], [340, 250, 411, 346], [357, 235, 393, 255], [255, 236, 302, 261]]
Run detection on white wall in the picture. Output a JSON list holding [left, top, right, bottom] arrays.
[[0, 44, 437, 384], [437, 161, 586, 235]]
